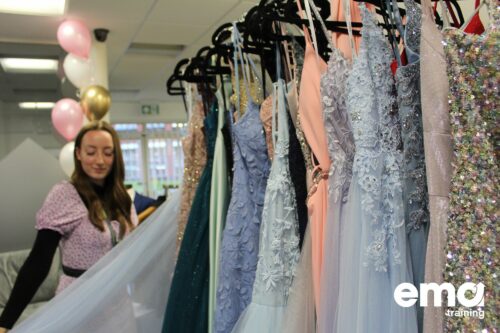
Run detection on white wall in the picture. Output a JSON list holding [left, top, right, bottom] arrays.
[[109, 101, 188, 123], [0, 138, 66, 252], [0, 102, 63, 160]]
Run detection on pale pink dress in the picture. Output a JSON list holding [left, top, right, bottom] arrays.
[[330, 0, 368, 59], [296, 1, 330, 312]]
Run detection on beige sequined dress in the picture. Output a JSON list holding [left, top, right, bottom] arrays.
[[260, 94, 274, 160], [177, 100, 207, 248], [420, 0, 453, 331]]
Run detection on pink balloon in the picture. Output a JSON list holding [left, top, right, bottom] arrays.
[[57, 20, 92, 59], [51, 98, 84, 141]]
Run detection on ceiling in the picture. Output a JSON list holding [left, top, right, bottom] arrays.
[[0, 0, 484, 106], [0, 0, 258, 104]]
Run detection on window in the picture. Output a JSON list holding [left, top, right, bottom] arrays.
[[114, 122, 187, 198]]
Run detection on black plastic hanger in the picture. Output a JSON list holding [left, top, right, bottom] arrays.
[[204, 46, 232, 76], [166, 58, 190, 112]]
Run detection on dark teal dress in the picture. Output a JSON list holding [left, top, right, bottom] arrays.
[[161, 102, 218, 333]]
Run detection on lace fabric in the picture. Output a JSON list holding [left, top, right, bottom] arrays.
[[231, 79, 299, 332], [335, 5, 418, 332], [441, 1, 499, 330], [347, 6, 405, 272], [321, 48, 355, 205], [394, 3, 429, 331], [215, 100, 271, 333], [317, 33, 355, 333], [255, 80, 300, 302]]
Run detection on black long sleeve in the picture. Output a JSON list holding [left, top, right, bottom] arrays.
[[0, 229, 61, 329]]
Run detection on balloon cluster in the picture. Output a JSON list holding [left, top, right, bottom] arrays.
[[52, 20, 111, 176]]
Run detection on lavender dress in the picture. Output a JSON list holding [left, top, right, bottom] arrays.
[[215, 100, 270, 333]]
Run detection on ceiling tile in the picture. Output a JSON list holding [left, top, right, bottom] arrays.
[[147, 0, 241, 25], [134, 23, 208, 45], [0, 14, 60, 43], [110, 53, 172, 90], [68, 0, 158, 23]]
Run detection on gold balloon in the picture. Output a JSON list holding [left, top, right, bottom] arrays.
[[80, 85, 111, 121]]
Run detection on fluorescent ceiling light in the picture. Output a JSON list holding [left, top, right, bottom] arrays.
[[0, 0, 66, 16], [19, 102, 55, 109], [0, 58, 58, 73]]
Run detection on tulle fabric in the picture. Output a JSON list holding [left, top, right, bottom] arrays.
[[281, 225, 316, 333], [232, 303, 285, 333], [334, 183, 417, 333], [11, 191, 181, 333], [230, 79, 299, 333], [317, 194, 344, 333]]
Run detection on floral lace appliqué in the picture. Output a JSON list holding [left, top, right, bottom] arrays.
[[252, 80, 300, 305], [347, 5, 406, 272]]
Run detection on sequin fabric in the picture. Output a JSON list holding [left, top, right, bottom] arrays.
[[290, 39, 313, 188], [295, 113, 314, 189], [291, 39, 304, 92], [287, 101, 309, 249], [442, 1, 499, 330], [405, 0, 419, 46], [162, 103, 218, 333], [395, 2, 429, 331], [396, 0, 429, 233], [177, 100, 207, 248], [230, 71, 263, 121], [260, 94, 275, 160]]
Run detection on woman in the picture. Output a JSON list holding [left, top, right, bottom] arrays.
[[0, 121, 137, 332]]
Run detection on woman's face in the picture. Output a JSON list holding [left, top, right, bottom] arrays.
[[76, 130, 114, 185]]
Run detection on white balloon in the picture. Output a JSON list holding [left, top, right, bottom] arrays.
[[63, 53, 94, 89], [59, 141, 75, 177]]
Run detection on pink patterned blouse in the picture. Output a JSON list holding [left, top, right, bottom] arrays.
[[35, 181, 138, 293]]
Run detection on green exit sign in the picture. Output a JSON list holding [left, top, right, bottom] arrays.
[[141, 104, 159, 115]]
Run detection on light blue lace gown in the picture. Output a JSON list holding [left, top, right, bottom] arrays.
[[334, 5, 418, 333], [394, 1, 429, 331], [231, 79, 300, 333]]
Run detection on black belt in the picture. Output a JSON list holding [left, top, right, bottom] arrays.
[[62, 265, 86, 278]]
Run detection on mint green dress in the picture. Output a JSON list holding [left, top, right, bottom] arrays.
[[209, 90, 230, 333]]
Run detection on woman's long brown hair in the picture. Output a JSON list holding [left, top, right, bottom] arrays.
[[71, 121, 133, 238]]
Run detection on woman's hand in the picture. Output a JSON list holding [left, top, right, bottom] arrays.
[[0, 327, 9, 333]]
